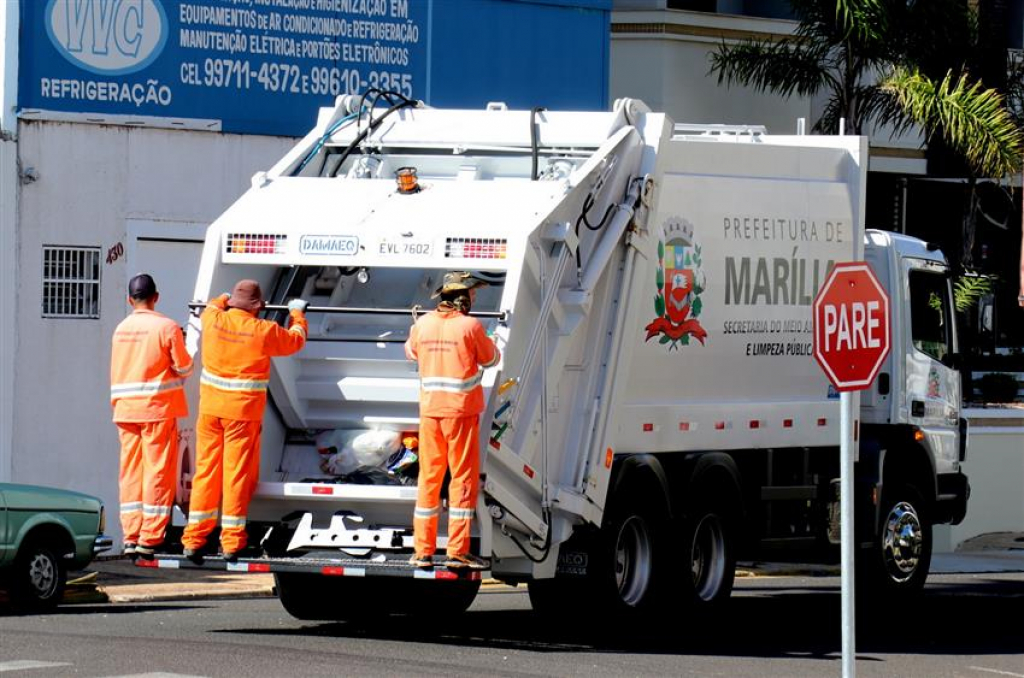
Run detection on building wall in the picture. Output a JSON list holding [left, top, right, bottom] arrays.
[[12, 121, 294, 542], [0, 0, 18, 483], [610, 10, 814, 133], [934, 409, 1024, 552]]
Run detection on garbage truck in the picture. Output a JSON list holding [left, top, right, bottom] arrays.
[[140, 93, 969, 620]]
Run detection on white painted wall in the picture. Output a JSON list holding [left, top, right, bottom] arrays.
[[0, 0, 18, 483], [610, 10, 814, 134], [13, 121, 294, 544], [934, 409, 1024, 552]]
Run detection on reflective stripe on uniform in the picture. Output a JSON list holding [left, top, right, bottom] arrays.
[[200, 369, 269, 392], [172, 362, 195, 377], [420, 370, 483, 394], [143, 504, 173, 517], [480, 352, 499, 368], [188, 508, 218, 524], [110, 377, 186, 399], [449, 507, 476, 520], [221, 514, 247, 528], [414, 505, 440, 519], [120, 501, 143, 513]]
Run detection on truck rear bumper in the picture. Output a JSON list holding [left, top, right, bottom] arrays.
[[135, 553, 487, 582], [935, 472, 970, 526]]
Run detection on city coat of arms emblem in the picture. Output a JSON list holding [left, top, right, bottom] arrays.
[[645, 218, 707, 349]]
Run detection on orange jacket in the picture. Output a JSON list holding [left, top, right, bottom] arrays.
[[199, 295, 308, 421], [405, 306, 500, 418], [111, 309, 193, 422]]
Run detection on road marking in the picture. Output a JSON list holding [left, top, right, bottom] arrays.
[[105, 674, 210, 678], [970, 668, 1024, 678], [0, 661, 72, 672]]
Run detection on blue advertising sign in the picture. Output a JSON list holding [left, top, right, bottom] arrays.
[[19, 0, 428, 136]]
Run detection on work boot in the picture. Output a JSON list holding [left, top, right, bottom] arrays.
[[123, 542, 138, 560], [134, 544, 157, 561], [408, 554, 433, 569], [444, 553, 489, 570], [183, 548, 205, 566]]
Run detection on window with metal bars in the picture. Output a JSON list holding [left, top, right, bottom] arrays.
[[42, 246, 101, 319]]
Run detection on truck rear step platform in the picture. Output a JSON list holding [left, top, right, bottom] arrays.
[[134, 554, 486, 581]]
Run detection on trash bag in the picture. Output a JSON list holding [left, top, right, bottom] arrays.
[[315, 430, 361, 476], [350, 430, 402, 467]]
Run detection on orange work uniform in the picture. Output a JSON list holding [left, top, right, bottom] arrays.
[[405, 306, 500, 558], [182, 296, 307, 554], [111, 309, 193, 549]]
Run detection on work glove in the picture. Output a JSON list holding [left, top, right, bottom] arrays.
[[288, 298, 309, 313]]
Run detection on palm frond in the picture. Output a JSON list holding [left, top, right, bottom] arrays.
[[709, 38, 834, 99], [882, 67, 1024, 178], [951, 274, 995, 312]]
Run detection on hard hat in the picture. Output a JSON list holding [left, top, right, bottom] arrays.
[[431, 271, 488, 299]]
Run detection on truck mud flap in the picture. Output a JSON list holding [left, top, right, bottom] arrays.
[[135, 554, 486, 581]]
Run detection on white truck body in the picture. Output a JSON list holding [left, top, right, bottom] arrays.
[[166, 97, 967, 617]]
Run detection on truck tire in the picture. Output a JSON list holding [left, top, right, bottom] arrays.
[[860, 482, 932, 596], [275, 573, 380, 621], [593, 494, 665, 613], [679, 495, 736, 609], [402, 579, 481, 617], [275, 573, 480, 620], [10, 540, 67, 612]]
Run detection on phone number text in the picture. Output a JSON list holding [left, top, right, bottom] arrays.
[[180, 58, 413, 98]]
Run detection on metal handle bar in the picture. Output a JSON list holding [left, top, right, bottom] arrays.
[[187, 302, 506, 321]]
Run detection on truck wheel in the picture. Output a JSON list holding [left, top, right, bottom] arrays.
[[595, 496, 664, 613], [680, 497, 736, 608], [10, 540, 67, 612], [861, 483, 932, 596], [275, 573, 383, 621], [403, 579, 481, 617]]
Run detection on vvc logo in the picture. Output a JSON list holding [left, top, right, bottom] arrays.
[[45, 0, 168, 75]]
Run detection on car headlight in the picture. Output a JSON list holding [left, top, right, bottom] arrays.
[[99, 505, 106, 533]]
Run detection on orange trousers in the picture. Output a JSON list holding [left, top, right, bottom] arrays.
[[414, 415, 480, 557], [117, 419, 178, 548], [182, 414, 262, 554]]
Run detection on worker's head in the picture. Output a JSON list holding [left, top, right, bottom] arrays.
[[432, 271, 487, 313], [227, 279, 266, 313], [127, 273, 158, 309]]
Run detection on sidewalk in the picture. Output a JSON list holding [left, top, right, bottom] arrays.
[[64, 532, 1024, 605]]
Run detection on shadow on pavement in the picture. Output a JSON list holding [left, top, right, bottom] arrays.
[[219, 578, 1024, 660], [0, 603, 204, 617]]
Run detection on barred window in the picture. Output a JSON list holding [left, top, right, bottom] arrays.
[[42, 246, 101, 319]]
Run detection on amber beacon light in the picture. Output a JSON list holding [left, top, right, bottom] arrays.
[[395, 167, 420, 194]]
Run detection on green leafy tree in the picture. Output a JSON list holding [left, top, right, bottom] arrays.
[[710, 0, 1022, 180]]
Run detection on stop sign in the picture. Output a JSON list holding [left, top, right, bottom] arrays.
[[813, 262, 891, 392]]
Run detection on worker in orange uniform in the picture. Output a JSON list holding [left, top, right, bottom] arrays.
[[182, 280, 308, 563], [110, 274, 193, 561], [405, 271, 500, 570]]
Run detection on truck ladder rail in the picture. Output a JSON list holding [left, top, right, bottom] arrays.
[[187, 302, 506, 321], [135, 553, 486, 581]]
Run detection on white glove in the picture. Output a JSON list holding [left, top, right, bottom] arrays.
[[288, 298, 309, 313]]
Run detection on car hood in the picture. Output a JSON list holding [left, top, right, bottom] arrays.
[[0, 483, 102, 512]]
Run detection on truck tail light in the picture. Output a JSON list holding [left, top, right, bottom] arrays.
[[445, 237, 507, 259], [225, 233, 287, 255]]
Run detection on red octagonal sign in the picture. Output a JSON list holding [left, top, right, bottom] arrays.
[[813, 262, 891, 392]]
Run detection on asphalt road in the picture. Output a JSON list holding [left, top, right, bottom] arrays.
[[1, 573, 1022, 678]]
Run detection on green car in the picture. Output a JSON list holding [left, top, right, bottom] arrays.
[[0, 483, 113, 611]]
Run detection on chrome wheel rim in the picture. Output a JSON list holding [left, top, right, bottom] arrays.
[[28, 551, 58, 599], [882, 501, 923, 582], [691, 514, 726, 601], [614, 515, 653, 607]]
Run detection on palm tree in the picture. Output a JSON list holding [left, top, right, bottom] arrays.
[[710, 0, 1022, 180]]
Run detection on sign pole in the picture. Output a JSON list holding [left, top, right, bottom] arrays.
[[840, 390, 857, 678], [812, 261, 891, 678]]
